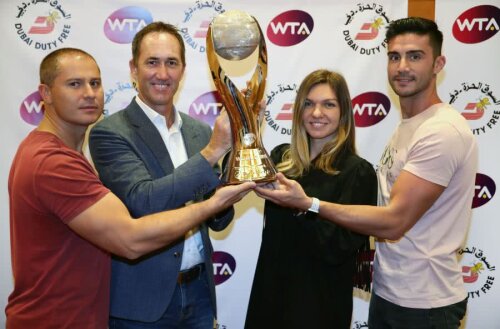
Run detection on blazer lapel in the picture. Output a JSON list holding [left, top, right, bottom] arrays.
[[124, 99, 175, 175], [180, 112, 203, 157]]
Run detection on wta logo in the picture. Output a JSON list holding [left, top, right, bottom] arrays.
[[20, 91, 44, 125], [473, 173, 496, 209], [104, 6, 153, 44], [212, 251, 236, 285], [453, 5, 500, 44], [188, 91, 224, 128], [352, 92, 390, 127], [267, 10, 314, 46]]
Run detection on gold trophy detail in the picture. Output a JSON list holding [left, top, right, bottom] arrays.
[[206, 10, 277, 184]]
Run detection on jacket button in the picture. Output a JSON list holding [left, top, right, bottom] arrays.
[[174, 252, 180, 258]]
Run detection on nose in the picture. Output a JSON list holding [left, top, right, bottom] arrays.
[[311, 103, 323, 117], [83, 83, 97, 98], [156, 63, 169, 79], [397, 57, 409, 72]]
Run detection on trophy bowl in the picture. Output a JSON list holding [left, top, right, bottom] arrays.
[[211, 10, 260, 61], [207, 10, 277, 184]]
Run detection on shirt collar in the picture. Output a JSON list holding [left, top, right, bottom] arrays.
[[135, 96, 183, 131]]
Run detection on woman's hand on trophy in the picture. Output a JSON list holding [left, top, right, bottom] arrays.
[[201, 109, 232, 166], [255, 173, 312, 213]]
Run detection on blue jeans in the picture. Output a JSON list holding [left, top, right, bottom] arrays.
[[109, 268, 214, 329], [368, 293, 467, 329]]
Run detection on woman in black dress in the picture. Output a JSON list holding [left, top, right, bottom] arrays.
[[245, 70, 377, 329]]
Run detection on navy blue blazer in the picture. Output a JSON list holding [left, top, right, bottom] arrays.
[[89, 98, 233, 322]]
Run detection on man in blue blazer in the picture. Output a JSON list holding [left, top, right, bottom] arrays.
[[89, 22, 232, 328]]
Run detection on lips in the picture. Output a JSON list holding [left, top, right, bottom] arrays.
[[308, 121, 328, 127], [394, 75, 414, 83], [151, 81, 170, 91]]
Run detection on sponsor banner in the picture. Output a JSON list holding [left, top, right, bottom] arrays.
[[437, 1, 500, 327], [15, 2, 500, 329]]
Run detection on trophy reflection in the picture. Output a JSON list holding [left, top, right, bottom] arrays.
[[206, 10, 277, 184]]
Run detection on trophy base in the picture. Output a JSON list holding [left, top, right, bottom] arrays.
[[224, 148, 277, 185]]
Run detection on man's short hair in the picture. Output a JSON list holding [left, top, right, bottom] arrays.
[[131, 22, 186, 66], [385, 17, 443, 58], [40, 48, 98, 86]]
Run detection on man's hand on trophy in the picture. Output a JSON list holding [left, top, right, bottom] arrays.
[[200, 109, 232, 166], [209, 181, 256, 211]]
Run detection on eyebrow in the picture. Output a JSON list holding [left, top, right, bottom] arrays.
[[387, 50, 425, 56], [305, 97, 338, 102]]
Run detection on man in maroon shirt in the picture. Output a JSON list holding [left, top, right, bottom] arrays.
[[6, 47, 254, 329]]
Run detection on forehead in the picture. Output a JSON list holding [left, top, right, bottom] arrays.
[[56, 54, 100, 79], [307, 83, 336, 99], [388, 33, 432, 53], [138, 32, 182, 59]]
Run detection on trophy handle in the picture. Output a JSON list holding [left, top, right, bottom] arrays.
[[246, 16, 267, 116]]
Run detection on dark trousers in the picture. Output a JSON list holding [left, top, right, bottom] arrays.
[[109, 266, 214, 329], [368, 293, 467, 329]]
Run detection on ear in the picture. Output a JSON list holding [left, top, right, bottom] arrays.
[[433, 55, 446, 74], [129, 59, 137, 83], [38, 84, 52, 105]]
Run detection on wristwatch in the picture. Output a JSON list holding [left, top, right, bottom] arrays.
[[308, 197, 320, 213]]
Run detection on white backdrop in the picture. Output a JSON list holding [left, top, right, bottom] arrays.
[[0, 1, 498, 328]]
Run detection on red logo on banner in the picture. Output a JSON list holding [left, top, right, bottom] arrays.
[[452, 5, 500, 44], [28, 16, 55, 34], [267, 10, 314, 46], [352, 92, 390, 127], [462, 102, 485, 120], [275, 103, 294, 120], [355, 18, 384, 41]]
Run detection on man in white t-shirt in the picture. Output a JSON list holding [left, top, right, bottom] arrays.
[[255, 17, 477, 329]]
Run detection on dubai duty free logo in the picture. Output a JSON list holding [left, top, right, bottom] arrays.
[[460, 246, 496, 301], [14, 0, 72, 50], [342, 3, 391, 56], [263, 83, 298, 137], [178, 1, 225, 54], [103, 81, 136, 117], [449, 82, 500, 136]]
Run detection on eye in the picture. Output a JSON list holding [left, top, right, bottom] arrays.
[[68, 81, 80, 87], [388, 53, 400, 61], [146, 59, 158, 66], [304, 100, 313, 108], [167, 59, 179, 67], [90, 79, 101, 88], [323, 102, 337, 109], [409, 53, 422, 61]]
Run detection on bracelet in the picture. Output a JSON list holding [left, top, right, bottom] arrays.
[[308, 197, 320, 213]]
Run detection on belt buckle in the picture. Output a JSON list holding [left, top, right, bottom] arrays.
[[177, 264, 203, 284]]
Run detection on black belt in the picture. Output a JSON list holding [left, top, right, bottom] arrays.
[[177, 264, 204, 284]]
